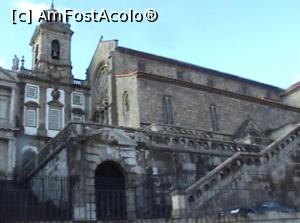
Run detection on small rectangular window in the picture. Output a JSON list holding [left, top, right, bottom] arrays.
[[72, 93, 83, 106], [177, 71, 183, 80], [25, 109, 37, 127], [162, 96, 174, 124], [209, 105, 219, 131], [49, 108, 61, 130], [27, 86, 38, 98], [0, 99, 8, 119]]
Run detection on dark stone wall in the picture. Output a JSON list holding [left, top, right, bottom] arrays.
[[137, 78, 300, 135]]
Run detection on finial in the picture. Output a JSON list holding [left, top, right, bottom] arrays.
[[51, 0, 54, 10], [99, 35, 104, 43], [21, 56, 25, 68]]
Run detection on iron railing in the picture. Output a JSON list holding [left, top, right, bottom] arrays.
[[0, 176, 71, 221], [195, 186, 297, 218], [0, 172, 298, 221]]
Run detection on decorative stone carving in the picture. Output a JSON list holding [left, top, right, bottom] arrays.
[[48, 65, 62, 80], [234, 118, 268, 145], [51, 88, 60, 100]]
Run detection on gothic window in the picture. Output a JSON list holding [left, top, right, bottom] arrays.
[[123, 91, 129, 119], [162, 96, 174, 124], [26, 85, 38, 99], [51, 40, 60, 60], [49, 107, 61, 130], [138, 62, 145, 72], [177, 71, 183, 80], [25, 108, 37, 127], [209, 104, 219, 131], [207, 79, 215, 88], [72, 92, 84, 106]]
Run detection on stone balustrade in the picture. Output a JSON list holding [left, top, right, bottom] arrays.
[[144, 123, 234, 141], [178, 124, 300, 216], [145, 131, 260, 155]]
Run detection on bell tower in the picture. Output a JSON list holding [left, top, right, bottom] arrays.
[[30, 3, 74, 82]]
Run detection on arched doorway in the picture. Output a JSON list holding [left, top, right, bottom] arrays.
[[95, 161, 127, 220]]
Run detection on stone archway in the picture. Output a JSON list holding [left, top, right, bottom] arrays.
[[95, 161, 127, 220]]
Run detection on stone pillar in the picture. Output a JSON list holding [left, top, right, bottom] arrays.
[[9, 88, 16, 126], [38, 86, 47, 136], [8, 139, 16, 174], [72, 179, 97, 221], [126, 188, 137, 220], [171, 190, 187, 219]]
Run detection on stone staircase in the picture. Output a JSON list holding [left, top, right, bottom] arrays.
[[182, 123, 300, 216], [21, 122, 78, 179]]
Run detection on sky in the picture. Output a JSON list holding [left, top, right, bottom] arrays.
[[0, 0, 299, 89]]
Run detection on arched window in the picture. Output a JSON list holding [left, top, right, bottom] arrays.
[[162, 96, 173, 124], [209, 104, 219, 131], [51, 40, 60, 59], [22, 148, 37, 168], [34, 44, 39, 64], [123, 91, 129, 119]]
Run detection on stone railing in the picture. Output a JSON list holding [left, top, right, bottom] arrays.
[[21, 123, 76, 179], [180, 123, 300, 214], [144, 123, 234, 141], [144, 131, 260, 155]]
